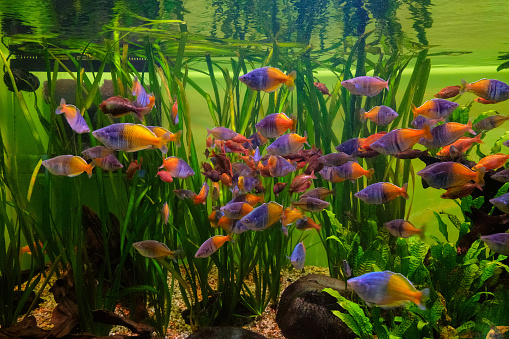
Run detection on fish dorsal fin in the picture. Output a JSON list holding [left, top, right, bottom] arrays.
[[374, 76, 386, 82]]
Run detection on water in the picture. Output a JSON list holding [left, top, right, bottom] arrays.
[[1, 0, 509, 335]]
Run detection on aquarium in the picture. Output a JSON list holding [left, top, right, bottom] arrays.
[[1, 0, 509, 338]]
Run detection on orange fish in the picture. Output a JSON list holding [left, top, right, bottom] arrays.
[[133, 240, 181, 261], [126, 158, 142, 180], [220, 202, 254, 220], [360, 106, 398, 125], [147, 126, 182, 148], [156, 170, 173, 183], [460, 78, 509, 102], [20, 241, 45, 255], [228, 193, 264, 206], [231, 134, 252, 144], [171, 100, 179, 124], [42, 155, 94, 178], [255, 113, 297, 139], [295, 216, 321, 231], [282, 207, 304, 226], [193, 182, 210, 205], [411, 99, 459, 119], [211, 182, 220, 201], [161, 202, 170, 224], [418, 162, 485, 189], [420, 120, 476, 149], [370, 125, 432, 155], [208, 210, 224, 227], [216, 216, 234, 232], [289, 172, 317, 193], [441, 183, 483, 199], [436, 135, 483, 156], [473, 154, 509, 171], [159, 157, 195, 179], [240, 202, 284, 231], [195, 234, 232, 258], [474, 97, 498, 104], [91, 154, 123, 172], [384, 219, 425, 239], [355, 182, 408, 204], [220, 173, 232, 186], [359, 131, 387, 151], [81, 146, 113, 160], [55, 98, 90, 134], [93, 123, 172, 153], [320, 161, 374, 183], [434, 85, 461, 99], [239, 67, 296, 92]]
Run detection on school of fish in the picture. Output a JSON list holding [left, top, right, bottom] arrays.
[[40, 68, 509, 312]]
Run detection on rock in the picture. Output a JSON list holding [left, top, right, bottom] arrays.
[[186, 326, 267, 339], [276, 274, 355, 339]]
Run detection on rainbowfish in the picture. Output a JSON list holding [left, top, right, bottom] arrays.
[[93, 123, 172, 153], [206, 126, 238, 140], [460, 78, 509, 102], [317, 153, 354, 167], [473, 154, 509, 171], [384, 219, 425, 239], [347, 271, 429, 310], [441, 183, 483, 199], [474, 115, 509, 131], [239, 67, 296, 92], [480, 233, 509, 256], [436, 135, 483, 156], [292, 197, 330, 212], [411, 99, 459, 119], [355, 182, 408, 204], [42, 155, 94, 178], [208, 210, 224, 227], [490, 193, 509, 214], [147, 126, 182, 148], [434, 85, 461, 99], [126, 158, 142, 180], [171, 101, 179, 124], [240, 202, 283, 231], [419, 121, 476, 149], [55, 98, 90, 134], [195, 234, 232, 258], [131, 76, 155, 108], [369, 125, 432, 155], [268, 156, 297, 177], [193, 182, 210, 204], [256, 113, 297, 139], [320, 161, 374, 183], [491, 169, 509, 183], [220, 202, 254, 220], [295, 216, 321, 231], [81, 146, 113, 160], [358, 132, 387, 151], [161, 202, 170, 224], [99, 96, 153, 121], [417, 162, 485, 189], [288, 242, 306, 270], [341, 76, 389, 97], [91, 154, 123, 171], [300, 187, 335, 200], [227, 193, 264, 206], [159, 157, 195, 179], [475, 97, 498, 104], [273, 182, 288, 196], [360, 106, 398, 125], [281, 208, 302, 227], [289, 173, 316, 193], [247, 132, 268, 149], [411, 115, 443, 129], [133, 240, 182, 261], [156, 170, 173, 183], [266, 133, 309, 156], [314, 82, 332, 96]]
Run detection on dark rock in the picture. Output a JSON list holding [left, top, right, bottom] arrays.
[[276, 274, 355, 339], [187, 327, 267, 339]]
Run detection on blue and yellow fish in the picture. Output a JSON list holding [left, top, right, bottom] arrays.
[[239, 67, 296, 92]]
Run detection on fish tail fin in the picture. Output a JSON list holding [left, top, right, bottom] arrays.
[[401, 183, 409, 199], [476, 166, 486, 186], [159, 132, 173, 154], [86, 163, 95, 178], [422, 124, 433, 141], [171, 248, 185, 263], [385, 75, 390, 91], [174, 130, 183, 148], [359, 108, 367, 122], [366, 168, 375, 179], [411, 103, 419, 119], [206, 128, 212, 138], [286, 71, 296, 91], [474, 134, 484, 144], [291, 115, 298, 133], [303, 131, 310, 146], [466, 120, 476, 135], [418, 223, 426, 241], [417, 288, 430, 310], [460, 79, 468, 94]]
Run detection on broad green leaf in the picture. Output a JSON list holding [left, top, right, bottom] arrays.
[[433, 211, 449, 241]]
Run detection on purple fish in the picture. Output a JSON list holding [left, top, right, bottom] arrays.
[[240, 202, 283, 231], [354, 182, 409, 204], [341, 76, 389, 97], [291, 197, 330, 212], [266, 133, 309, 156], [411, 99, 459, 119], [417, 162, 485, 189], [335, 138, 362, 155], [239, 67, 296, 92], [419, 122, 476, 149], [268, 156, 297, 177], [411, 115, 443, 129], [287, 242, 306, 270], [81, 146, 113, 160], [206, 127, 238, 140], [317, 152, 355, 166], [480, 233, 509, 255], [490, 193, 509, 214], [491, 168, 509, 183], [55, 98, 90, 134], [360, 105, 399, 125]]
